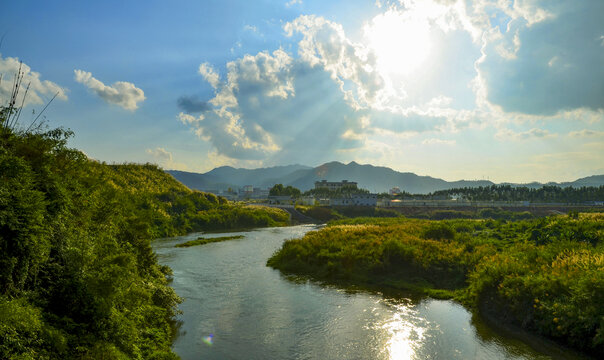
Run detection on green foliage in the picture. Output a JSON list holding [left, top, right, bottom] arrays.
[[269, 183, 301, 197], [268, 213, 604, 356], [421, 223, 455, 241], [295, 205, 399, 223], [0, 114, 288, 358], [423, 184, 604, 203], [296, 205, 344, 222], [174, 235, 245, 248], [333, 206, 399, 219]]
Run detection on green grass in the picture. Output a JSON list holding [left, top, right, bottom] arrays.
[[175, 235, 245, 248], [267, 213, 604, 357]]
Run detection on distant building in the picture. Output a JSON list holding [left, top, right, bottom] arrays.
[[251, 187, 269, 199], [314, 180, 358, 191], [237, 185, 270, 200], [330, 194, 377, 207], [317, 198, 330, 206]]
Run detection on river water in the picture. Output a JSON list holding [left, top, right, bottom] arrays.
[[153, 225, 579, 360]]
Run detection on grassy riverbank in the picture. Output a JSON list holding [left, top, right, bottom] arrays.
[[175, 235, 244, 248], [0, 113, 288, 358], [267, 214, 604, 356]]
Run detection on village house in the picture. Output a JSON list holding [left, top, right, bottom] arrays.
[[314, 180, 358, 191]]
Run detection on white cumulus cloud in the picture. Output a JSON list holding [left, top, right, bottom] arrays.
[[0, 54, 68, 107], [199, 62, 221, 89], [74, 69, 145, 111], [146, 147, 173, 163], [145, 147, 189, 171], [284, 15, 384, 108]]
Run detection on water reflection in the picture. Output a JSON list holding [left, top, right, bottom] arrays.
[[379, 300, 427, 360], [153, 226, 581, 360]]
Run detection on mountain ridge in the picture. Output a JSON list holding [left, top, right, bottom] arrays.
[[167, 161, 604, 194]]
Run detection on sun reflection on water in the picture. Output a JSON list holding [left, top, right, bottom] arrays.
[[379, 300, 428, 360]]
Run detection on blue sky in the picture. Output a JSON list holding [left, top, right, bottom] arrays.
[[1, 0, 603, 182]]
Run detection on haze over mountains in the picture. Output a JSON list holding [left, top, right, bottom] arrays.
[[168, 161, 604, 194]]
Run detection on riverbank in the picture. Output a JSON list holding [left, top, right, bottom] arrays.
[[267, 214, 604, 357], [0, 117, 290, 358], [155, 225, 566, 359]]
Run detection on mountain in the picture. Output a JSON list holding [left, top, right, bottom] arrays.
[[284, 161, 494, 193], [167, 164, 311, 191], [168, 161, 604, 194], [562, 175, 604, 188], [167, 161, 484, 193], [500, 175, 604, 189]]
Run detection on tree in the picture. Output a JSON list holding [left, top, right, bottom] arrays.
[[269, 184, 301, 197]]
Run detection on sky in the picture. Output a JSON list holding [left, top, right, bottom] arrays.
[[1, 0, 603, 183]]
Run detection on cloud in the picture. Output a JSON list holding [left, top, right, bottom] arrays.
[[369, 110, 447, 133], [243, 25, 259, 33], [145, 147, 188, 171], [568, 129, 604, 138], [180, 6, 602, 174], [177, 95, 210, 113], [495, 127, 557, 141], [285, 0, 302, 7], [284, 15, 384, 108], [199, 62, 221, 89], [146, 147, 172, 163], [422, 138, 456, 146], [477, 0, 604, 115], [74, 69, 145, 111], [180, 14, 468, 165], [0, 54, 68, 107]]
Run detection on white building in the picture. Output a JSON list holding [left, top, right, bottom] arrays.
[[330, 194, 377, 206], [314, 180, 358, 191]]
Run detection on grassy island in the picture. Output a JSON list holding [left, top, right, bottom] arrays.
[[267, 214, 604, 356], [175, 235, 245, 248]]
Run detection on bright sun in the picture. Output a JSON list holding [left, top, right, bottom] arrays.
[[365, 10, 432, 76]]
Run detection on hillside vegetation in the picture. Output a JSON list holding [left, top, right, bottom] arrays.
[[268, 214, 604, 356], [0, 111, 288, 358]]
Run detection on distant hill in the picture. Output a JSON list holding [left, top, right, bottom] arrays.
[[284, 161, 494, 193], [168, 162, 604, 194], [501, 175, 604, 189], [168, 164, 311, 191]]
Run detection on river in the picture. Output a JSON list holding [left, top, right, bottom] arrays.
[[153, 225, 581, 360]]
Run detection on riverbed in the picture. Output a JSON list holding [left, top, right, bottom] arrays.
[[153, 225, 576, 359]]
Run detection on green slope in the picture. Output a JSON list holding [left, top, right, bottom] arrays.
[[0, 115, 288, 358]]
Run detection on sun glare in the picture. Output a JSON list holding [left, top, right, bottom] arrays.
[[365, 10, 432, 76]]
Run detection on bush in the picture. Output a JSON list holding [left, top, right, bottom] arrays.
[[422, 223, 456, 241], [268, 215, 604, 356]]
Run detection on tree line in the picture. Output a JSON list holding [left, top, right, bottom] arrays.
[[382, 184, 604, 203]]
